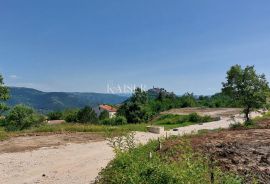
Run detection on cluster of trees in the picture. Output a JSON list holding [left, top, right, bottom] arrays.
[[48, 107, 97, 123], [0, 105, 45, 131], [117, 65, 270, 123], [116, 89, 238, 124], [48, 106, 128, 125], [0, 77, 46, 131]]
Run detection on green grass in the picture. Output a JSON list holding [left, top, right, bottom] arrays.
[[253, 111, 270, 123], [0, 123, 149, 140], [229, 111, 270, 130], [96, 137, 242, 184], [0, 127, 8, 141], [150, 114, 216, 130], [30, 123, 148, 133], [0, 113, 219, 141]]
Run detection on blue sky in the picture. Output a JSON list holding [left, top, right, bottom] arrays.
[[1, 0, 270, 95]]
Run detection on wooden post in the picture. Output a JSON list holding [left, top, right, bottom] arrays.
[[210, 155, 214, 184]]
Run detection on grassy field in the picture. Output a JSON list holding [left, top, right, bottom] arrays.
[[0, 113, 221, 141], [150, 114, 217, 130], [0, 123, 148, 141]]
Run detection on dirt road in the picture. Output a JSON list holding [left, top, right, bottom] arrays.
[[0, 111, 262, 184]]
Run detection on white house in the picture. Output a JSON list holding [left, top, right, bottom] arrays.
[[98, 104, 117, 118]]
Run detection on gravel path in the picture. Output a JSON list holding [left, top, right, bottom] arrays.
[[0, 112, 262, 184]]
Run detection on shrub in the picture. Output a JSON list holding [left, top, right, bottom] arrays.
[[96, 139, 242, 184], [244, 120, 255, 127], [77, 106, 98, 124], [101, 116, 127, 126], [200, 115, 213, 122], [4, 105, 45, 131], [114, 116, 127, 125], [188, 113, 201, 122], [47, 111, 63, 120], [99, 111, 109, 120], [62, 109, 78, 123], [230, 122, 243, 129]]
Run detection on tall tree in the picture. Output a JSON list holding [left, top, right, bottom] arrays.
[[222, 65, 269, 121], [0, 74, 9, 114], [77, 106, 98, 123]]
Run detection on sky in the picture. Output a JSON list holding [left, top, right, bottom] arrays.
[[1, 0, 270, 95]]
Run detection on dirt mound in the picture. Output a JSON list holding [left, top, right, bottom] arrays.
[[191, 125, 270, 183]]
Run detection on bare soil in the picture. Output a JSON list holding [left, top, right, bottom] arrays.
[[189, 120, 270, 184], [0, 132, 104, 153]]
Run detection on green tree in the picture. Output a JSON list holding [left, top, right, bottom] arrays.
[[130, 88, 148, 104], [179, 93, 197, 107], [77, 106, 98, 123], [5, 105, 45, 131], [222, 65, 270, 121], [47, 111, 63, 120], [62, 109, 78, 122], [99, 110, 110, 120], [0, 74, 10, 114], [117, 88, 151, 123]]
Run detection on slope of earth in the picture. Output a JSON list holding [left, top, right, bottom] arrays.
[[189, 120, 270, 183]]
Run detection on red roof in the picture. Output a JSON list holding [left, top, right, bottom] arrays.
[[99, 104, 117, 112]]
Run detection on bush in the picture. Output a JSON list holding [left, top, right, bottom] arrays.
[[188, 113, 201, 122], [114, 116, 127, 125], [4, 105, 45, 131], [96, 139, 242, 184], [230, 122, 243, 129], [101, 116, 127, 126], [99, 111, 109, 120], [77, 106, 98, 124], [47, 111, 63, 120], [62, 109, 78, 123], [244, 120, 255, 127]]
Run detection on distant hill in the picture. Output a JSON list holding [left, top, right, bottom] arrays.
[[7, 87, 128, 113]]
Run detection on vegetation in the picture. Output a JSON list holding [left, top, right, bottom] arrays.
[[101, 116, 127, 126], [0, 126, 8, 141], [21, 123, 147, 135], [117, 88, 153, 123], [151, 113, 217, 130], [96, 137, 242, 184], [99, 110, 110, 120], [62, 109, 79, 122], [2, 105, 45, 131], [77, 106, 98, 123], [47, 111, 63, 120], [117, 87, 233, 124], [222, 65, 270, 121], [0, 74, 9, 115]]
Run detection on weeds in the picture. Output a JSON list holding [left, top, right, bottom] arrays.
[[96, 137, 242, 184], [106, 132, 136, 153]]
